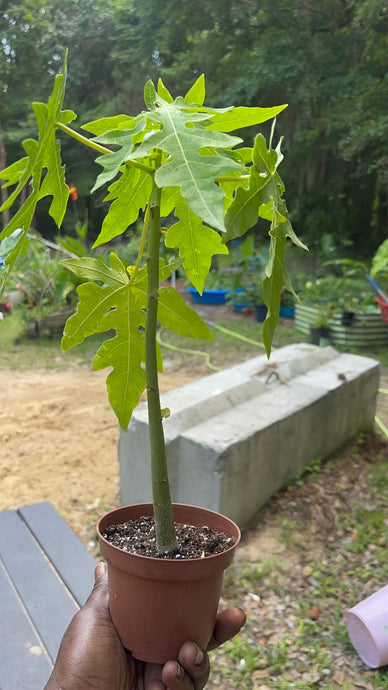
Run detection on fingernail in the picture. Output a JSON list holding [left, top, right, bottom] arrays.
[[238, 607, 247, 621], [174, 662, 184, 680], [95, 562, 106, 578], [193, 645, 204, 666]]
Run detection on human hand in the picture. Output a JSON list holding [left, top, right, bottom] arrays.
[[44, 563, 245, 690]]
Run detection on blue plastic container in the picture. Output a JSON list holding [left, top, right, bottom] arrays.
[[187, 288, 230, 305], [279, 307, 295, 318]]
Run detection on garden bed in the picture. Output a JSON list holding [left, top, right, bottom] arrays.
[[295, 304, 388, 348]]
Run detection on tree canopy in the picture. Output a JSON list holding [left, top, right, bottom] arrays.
[[1, 0, 387, 254]]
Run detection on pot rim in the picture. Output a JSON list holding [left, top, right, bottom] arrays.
[[97, 502, 241, 565]]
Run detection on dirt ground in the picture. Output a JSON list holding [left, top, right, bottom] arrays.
[[1, 347, 387, 688], [0, 366, 200, 542], [1, 357, 387, 548]]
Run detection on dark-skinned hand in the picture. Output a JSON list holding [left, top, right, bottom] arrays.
[[44, 562, 246, 690]]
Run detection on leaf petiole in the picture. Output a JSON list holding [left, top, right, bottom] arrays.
[[55, 121, 112, 155], [56, 122, 154, 175]]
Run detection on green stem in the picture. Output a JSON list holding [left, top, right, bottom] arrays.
[[129, 203, 151, 285], [56, 122, 113, 155], [146, 177, 178, 555], [55, 122, 154, 175]]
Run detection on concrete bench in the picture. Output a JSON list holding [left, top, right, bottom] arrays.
[[0, 501, 96, 690], [119, 344, 380, 527]]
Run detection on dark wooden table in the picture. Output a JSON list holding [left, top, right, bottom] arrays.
[[0, 501, 97, 690]]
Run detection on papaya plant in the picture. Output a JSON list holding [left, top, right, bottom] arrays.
[[0, 56, 306, 555]]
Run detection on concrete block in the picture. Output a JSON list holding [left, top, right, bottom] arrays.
[[119, 344, 380, 527]]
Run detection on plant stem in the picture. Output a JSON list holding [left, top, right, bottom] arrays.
[[146, 176, 178, 555], [129, 203, 151, 285]]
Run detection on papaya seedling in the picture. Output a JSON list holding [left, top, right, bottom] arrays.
[[0, 55, 306, 555]]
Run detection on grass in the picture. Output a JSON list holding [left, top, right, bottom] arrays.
[[0, 314, 112, 370], [1, 306, 388, 688], [1, 308, 387, 372], [209, 434, 388, 689]]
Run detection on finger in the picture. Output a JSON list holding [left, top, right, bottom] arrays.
[[207, 608, 246, 651], [162, 644, 209, 690], [94, 562, 107, 582], [82, 566, 109, 614], [143, 661, 166, 690]]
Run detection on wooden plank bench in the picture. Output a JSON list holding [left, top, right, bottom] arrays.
[[0, 501, 97, 690]]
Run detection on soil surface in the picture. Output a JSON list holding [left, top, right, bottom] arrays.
[[103, 517, 236, 559]]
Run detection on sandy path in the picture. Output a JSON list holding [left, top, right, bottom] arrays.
[[0, 367, 197, 541]]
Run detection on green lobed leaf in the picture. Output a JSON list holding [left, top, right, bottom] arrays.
[[62, 254, 129, 289], [61, 257, 150, 429], [224, 134, 292, 242], [144, 79, 157, 110], [165, 195, 228, 292], [184, 74, 206, 105], [92, 286, 150, 430], [157, 79, 174, 103], [0, 227, 24, 295], [0, 54, 74, 283], [205, 105, 288, 133], [93, 166, 152, 248], [0, 194, 37, 279], [222, 133, 306, 356], [131, 100, 244, 230], [262, 216, 295, 357], [62, 282, 121, 349], [0, 157, 29, 197], [82, 114, 140, 136], [158, 286, 213, 340], [160, 186, 181, 217], [224, 166, 274, 241], [0, 227, 24, 257], [91, 118, 149, 191], [37, 135, 69, 227], [159, 257, 184, 281]]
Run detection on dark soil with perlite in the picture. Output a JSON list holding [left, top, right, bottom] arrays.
[[103, 516, 236, 559]]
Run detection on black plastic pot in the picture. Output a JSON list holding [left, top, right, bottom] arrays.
[[341, 311, 355, 326], [254, 303, 267, 322]]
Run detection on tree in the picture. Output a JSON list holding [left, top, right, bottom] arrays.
[[110, 0, 388, 254], [0, 0, 117, 234], [2, 0, 386, 252]]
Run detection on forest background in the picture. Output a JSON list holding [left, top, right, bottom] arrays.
[[1, 0, 387, 259]]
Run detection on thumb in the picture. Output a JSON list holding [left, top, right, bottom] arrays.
[[94, 562, 107, 582]]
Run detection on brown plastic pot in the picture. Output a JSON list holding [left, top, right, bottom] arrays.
[[97, 503, 241, 663]]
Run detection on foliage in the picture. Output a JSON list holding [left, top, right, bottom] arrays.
[[11, 239, 77, 317], [0, 58, 305, 553], [0, 61, 304, 424], [371, 238, 388, 279], [0, 0, 388, 253], [0, 0, 118, 234], [310, 304, 335, 330], [1, 1, 387, 251], [299, 256, 381, 316], [8, 222, 91, 320], [109, 0, 388, 254]]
